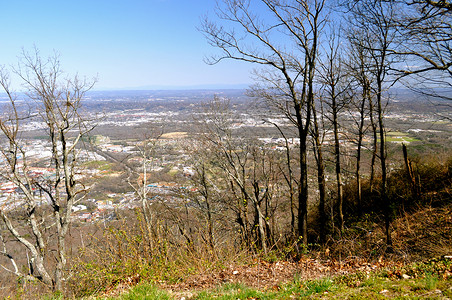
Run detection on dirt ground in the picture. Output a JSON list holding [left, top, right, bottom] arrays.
[[165, 256, 398, 291]]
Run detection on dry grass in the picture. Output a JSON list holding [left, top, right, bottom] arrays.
[[393, 203, 452, 260], [160, 132, 188, 139]]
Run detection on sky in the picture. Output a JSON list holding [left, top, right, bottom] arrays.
[[0, 0, 256, 90]]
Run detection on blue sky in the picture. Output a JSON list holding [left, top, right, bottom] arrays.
[[0, 0, 255, 90]]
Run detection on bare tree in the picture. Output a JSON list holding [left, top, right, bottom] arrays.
[[318, 28, 352, 235], [393, 0, 452, 100], [201, 0, 327, 245], [346, 0, 399, 249], [0, 50, 95, 291], [345, 35, 374, 217], [127, 129, 163, 250], [194, 97, 285, 254], [270, 122, 298, 238], [309, 98, 328, 241], [190, 157, 219, 253]]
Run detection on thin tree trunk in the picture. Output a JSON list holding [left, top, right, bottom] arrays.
[[356, 102, 365, 217], [311, 101, 327, 242], [376, 79, 392, 249], [274, 124, 297, 238], [369, 96, 378, 191], [331, 99, 344, 235], [298, 134, 309, 245]]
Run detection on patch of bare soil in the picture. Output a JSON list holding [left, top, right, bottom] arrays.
[[162, 256, 400, 293]]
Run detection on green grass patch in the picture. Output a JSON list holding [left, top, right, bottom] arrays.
[[196, 283, 273, 300], [83, 160, 113, 171], [377, 132, 421, 143], [168, 169, 179, 176], [386, 131, 409, 136], [107, 283, 172, 300], [386, 136, 420, 143]]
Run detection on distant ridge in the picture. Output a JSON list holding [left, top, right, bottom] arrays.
[[93, 83, 251, 91], [84, 89, 251, 102]]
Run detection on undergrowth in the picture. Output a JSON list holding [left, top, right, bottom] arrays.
[[109, 256, 451, 299], [67, 211, 249, 298], [64, 153, 452, 298]]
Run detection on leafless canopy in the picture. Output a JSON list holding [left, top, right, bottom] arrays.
[[0, 49, 96, 291]]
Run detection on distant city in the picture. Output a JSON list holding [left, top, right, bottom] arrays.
[[1, 89, 451, 224]]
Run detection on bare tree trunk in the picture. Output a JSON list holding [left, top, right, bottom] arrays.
[[311, 101, 327, 242], [298, 134, 309, 245], [376, 86, 392, 248], [254, 201, 268, 255], [333, 113, 344, 235], [369, 97, 378, 192], [355, 93, 367, 217], [273, 123, 297, 238], [402, 143, 419, 203]]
